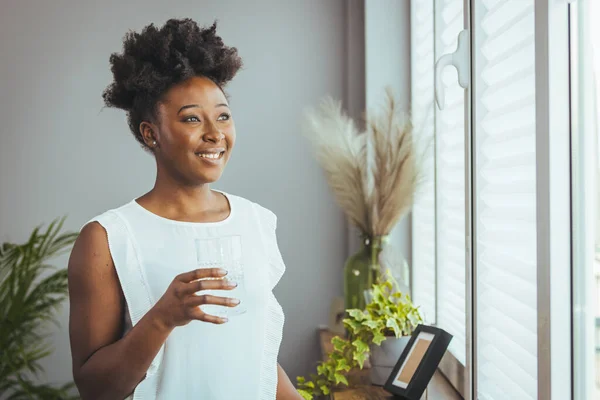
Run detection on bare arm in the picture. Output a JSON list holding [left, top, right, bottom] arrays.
[[277, 363, 304, 400], [68, 222, 236, 399], [68, 222, 173, 400]]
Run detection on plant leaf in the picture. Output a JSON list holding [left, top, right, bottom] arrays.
[[386, 319, 402, 337], [347, 309, 366, 321], [343, 318, 362, 333], [336, 358, 352, 372], [0, 217, 78, 398], [362, 320, 380, 330], [352, 339, 369, 354], [353, 351, 369, 369], [334, 373, 349, 386], [372, 333, 387, 346], [331, 336, 347, 352]]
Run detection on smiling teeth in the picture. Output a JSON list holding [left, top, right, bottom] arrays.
[[198, 153, 222, 159]]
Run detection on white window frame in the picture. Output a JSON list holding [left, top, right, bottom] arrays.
[[411, 1, 574, 399], [430, 2, 470, 397], [570, 1, 596, 400], [534, 0, 572, 399]]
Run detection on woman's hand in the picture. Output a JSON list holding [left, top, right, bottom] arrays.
[[150, 267, 240, 331]]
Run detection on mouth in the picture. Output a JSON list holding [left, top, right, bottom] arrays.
[[195, 150, 226, 164]]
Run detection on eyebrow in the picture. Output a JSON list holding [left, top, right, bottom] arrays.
[[177, 103, 230, 114]]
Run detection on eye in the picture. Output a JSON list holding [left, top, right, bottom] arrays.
[[218, 113, 231, 121], [183, 115, 200, 123]]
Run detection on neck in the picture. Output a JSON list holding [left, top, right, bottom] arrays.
[[141, 164, 217, 213]]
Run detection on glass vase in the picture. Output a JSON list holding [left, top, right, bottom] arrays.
[[343, 235, 387, 311]]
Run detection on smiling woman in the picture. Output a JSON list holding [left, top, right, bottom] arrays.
[[67, 18, 302, 400], [139, 75, 237, 187]]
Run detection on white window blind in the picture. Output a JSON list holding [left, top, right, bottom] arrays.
[[410, 2, 538, 394], [435, 0, 467, 365], [410, 0, 436, 324], [473, 1, 537, 399]]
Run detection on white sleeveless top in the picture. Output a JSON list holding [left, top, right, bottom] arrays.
[[86, 192, 286, 400]]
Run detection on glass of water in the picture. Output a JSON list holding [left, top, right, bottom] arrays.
[[195, 235, 247, 317]]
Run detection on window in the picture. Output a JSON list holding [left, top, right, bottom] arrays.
[[572, 1, 600, 399], [411, 1, 571, 399], [411, 0, 467, 370], [411, 0, 469, 395], [410, 0, 436, 331], [472, 2, 537, 399], [435, 0, 467, 368]]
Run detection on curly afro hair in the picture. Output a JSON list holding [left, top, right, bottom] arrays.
[[102, 18, 243, 149]]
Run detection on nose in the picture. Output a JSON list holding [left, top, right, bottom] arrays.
[[203, 124, 225, 144]]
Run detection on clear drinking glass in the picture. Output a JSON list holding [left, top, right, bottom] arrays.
[[195, 235, 247, 317]]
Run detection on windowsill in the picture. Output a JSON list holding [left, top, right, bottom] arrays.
[[428, 370, 463, 400], [437, 349, 466, 398], [318, 328, 463, 400]]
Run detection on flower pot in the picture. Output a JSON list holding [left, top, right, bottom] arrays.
[[369, 336, 411, 386]]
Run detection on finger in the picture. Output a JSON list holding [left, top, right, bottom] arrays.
[[186, 294, 241, 308], [188, 307, 228, 324], [176, 268, 227, 283], [182, 278, 238, 294]]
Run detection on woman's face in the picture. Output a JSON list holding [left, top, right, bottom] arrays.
[[146, 76, 236, 185]]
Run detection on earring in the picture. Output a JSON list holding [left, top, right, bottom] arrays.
[[152, 140, 157, 146]]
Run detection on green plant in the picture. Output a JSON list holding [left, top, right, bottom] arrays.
[[297, 272, 423, 399], [303, 89, 423, 308], [0, 217, 80, 399]]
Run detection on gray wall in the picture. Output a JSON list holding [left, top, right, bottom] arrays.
[[0, 0, 347, 389]]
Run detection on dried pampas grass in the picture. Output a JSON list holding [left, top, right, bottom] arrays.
[[303, 88, 419, 237], [303, 98, 370, 233]]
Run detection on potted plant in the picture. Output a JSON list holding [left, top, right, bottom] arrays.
[[302, 88, 421, 311], [0, 217, 80, 399], [358, 273, 423, 386], [296, 271, 423, 399]]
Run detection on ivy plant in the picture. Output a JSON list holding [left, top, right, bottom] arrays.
[[297, 271, 423, 399]]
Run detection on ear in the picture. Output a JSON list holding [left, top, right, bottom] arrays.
[[139, 121, 158, 148]]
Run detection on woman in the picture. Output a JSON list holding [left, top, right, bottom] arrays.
[[68, 19, 302, 400]]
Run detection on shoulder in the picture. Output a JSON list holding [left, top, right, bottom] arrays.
[[69, 221, 113, 281], [76, 221, 109, 250], [70, 202, 134, 282], [252, 201, 277, 229], [79, 201, 135, 233], [225, 192, 278, 229]]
